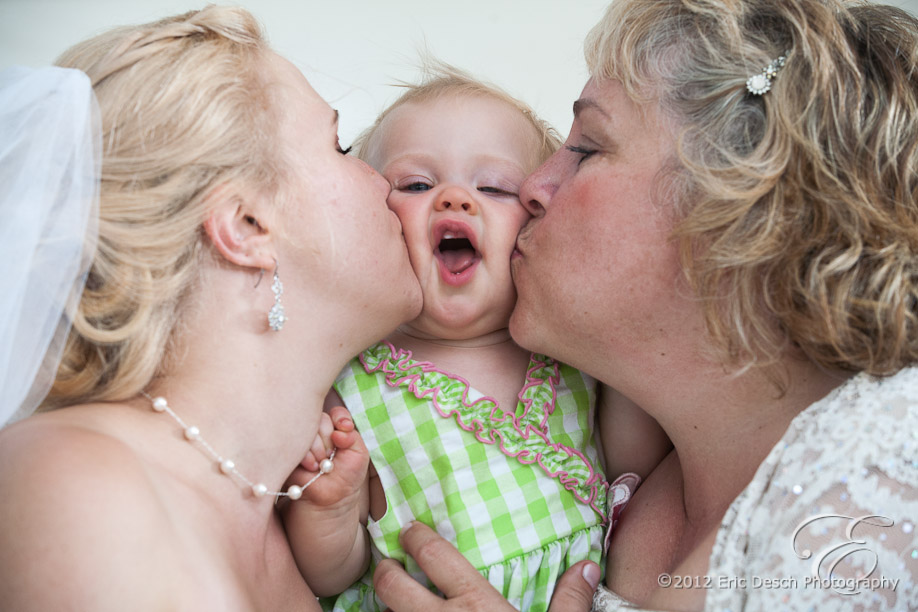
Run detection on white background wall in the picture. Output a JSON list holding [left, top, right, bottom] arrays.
[[1, 1, 916, 144]]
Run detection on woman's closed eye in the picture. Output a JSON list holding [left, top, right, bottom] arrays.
[[335, 137, 352, 155], [566, 145, 597, 165]]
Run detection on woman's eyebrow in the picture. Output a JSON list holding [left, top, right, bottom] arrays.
[[573, 98, 617, 152], [573, 98, 609, 119]]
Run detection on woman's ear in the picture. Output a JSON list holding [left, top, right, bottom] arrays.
[[202, 185, 276, 271]]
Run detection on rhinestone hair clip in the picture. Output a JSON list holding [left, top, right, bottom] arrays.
[[746, 54, 787, 96]]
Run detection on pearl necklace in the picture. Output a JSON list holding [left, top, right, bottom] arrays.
[[142, 392, 334, 501]]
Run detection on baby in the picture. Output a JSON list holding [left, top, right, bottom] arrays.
[[283, 65, 669, 612]]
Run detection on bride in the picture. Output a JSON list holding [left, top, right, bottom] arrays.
[[0, 6, 420, 609]]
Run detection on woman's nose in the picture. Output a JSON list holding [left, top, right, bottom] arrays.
[[434, 185, 478, 215], [519, 152, 562, 219]]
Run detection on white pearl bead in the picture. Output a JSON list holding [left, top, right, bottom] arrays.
[[152, 397, 168, 412], [219, 459, 235, 474], [184, 426, 200, 441], [319, 458, 334, 474], [252, 483, 268, 497], [287, 485, 303, 500]]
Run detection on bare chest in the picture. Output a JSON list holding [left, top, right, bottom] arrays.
[[164, 503, 320, 611], [473, 365, 532, 415], [604, 459, 718, 611], [176, 559, 320, 612], [236, 535, 322, 612]]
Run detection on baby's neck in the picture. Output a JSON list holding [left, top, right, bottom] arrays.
[[391, 326, 514, 349], [387, 326, 532, 414]]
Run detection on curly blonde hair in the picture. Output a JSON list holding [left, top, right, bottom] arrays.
[[355, 60, 562, 167], [46, 6, 284, 408], [586, 0, 918, 375]]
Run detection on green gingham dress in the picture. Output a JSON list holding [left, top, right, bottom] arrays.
[[323, 341, 609, 612]]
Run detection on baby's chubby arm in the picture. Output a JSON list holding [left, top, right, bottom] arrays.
[[281, 391, 371, 597], [597, 384, 672, 481]]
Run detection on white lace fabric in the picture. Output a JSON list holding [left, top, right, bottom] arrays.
[[594, 367, 918, 611]]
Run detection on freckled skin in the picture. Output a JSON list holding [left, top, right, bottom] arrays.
[[511, 78, 690, 384]]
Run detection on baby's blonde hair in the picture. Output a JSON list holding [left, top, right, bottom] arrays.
[[355, 60, 562, 167], [47, 6, 283, 407], [586, 0, 918, 376]]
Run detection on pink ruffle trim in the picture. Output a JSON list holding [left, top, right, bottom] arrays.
[[360, 341, 610, 521]]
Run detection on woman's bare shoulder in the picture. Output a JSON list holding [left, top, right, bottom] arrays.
[[0, 408, 183, 609], [0, 406, 160, 494]]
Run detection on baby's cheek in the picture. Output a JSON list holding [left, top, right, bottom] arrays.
[[516, 208, 532, 229], [512, 204, 533, 232], [384, 192, 402, 213], [384, 198, 409, 226], [384, 200, 423, 246]]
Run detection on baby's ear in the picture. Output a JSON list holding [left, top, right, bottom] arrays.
[[202, 184, 276, 271]]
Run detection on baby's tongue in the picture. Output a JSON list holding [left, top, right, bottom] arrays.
[[440, 248, 477, 274]]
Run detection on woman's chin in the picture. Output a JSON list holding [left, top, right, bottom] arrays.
[[508, 304, 542, 354]]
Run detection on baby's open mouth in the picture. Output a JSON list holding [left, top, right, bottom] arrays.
[[432, 220, 481, 284], [437, 233, 479, 274]]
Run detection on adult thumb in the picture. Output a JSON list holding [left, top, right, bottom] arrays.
[[548, 560, 600, 612]]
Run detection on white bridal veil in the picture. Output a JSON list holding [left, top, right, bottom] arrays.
[[0, 66, 100, 426]]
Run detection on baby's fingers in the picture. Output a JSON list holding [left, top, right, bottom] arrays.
[[327, 404, 355, 433], [302, 413, 335, 471], [326, 404, 361, 450], [301, 449, 321, 472]]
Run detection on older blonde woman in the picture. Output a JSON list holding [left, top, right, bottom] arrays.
[[374, 1, 918, 611], [0, 7, 422, 609]]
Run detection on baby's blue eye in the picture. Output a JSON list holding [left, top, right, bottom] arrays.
[[403, 182, 431, 192]]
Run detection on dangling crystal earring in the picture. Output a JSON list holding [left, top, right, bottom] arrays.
[[267, 259, 286, 331]]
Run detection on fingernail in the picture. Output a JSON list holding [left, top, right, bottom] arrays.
[[582, 562, 600, 590], [396, 521, 416, 544]]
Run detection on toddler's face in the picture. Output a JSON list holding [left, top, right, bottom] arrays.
[[368, 95, 540, 340]]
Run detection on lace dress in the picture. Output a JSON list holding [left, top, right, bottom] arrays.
[[324, 342, 616, 612], [594, 367, 918, 611]]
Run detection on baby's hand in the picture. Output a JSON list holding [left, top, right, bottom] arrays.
[[281, 404, 372, 592], [300, 404, 354, 472], [286, 405, 370, 510]]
